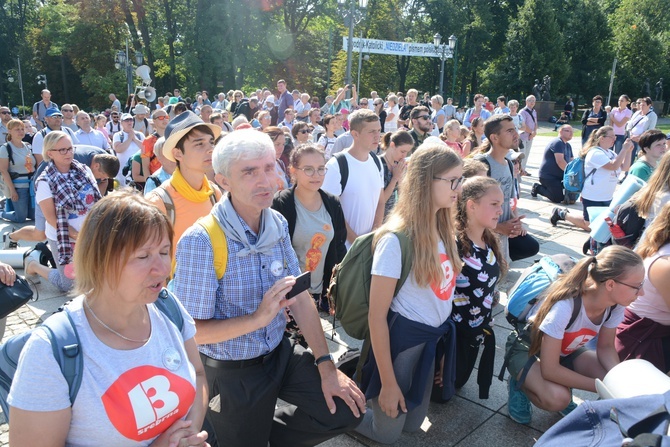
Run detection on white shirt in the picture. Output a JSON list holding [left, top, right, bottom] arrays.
[[75, 128, 109, 151], [582, 147, 618, 202], [112, 131, 144, 185], [321, 151, 383, 248]]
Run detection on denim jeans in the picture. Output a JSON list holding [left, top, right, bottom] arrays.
[[2, 186, 34, 223]]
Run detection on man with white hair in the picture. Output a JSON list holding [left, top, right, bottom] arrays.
[[212, 92, 228, 110], [173, 129, 364, 447], [32, 89, 58, 130], [74, 111, 109, 150]]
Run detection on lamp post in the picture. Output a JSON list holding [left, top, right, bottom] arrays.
[[7, 58, 26, 111], [448, 35, 458, 101], [338, 0, 368, 99], [433, 33, 457, 98], [115, 39, 144, 97]]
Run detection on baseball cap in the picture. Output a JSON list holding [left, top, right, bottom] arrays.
[[45, 108, 62, 117], [121, 113, 133, 121]]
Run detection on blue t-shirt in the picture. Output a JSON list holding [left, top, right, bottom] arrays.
[[538, 137, 573, 181]]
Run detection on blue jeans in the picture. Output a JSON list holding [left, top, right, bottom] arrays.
[[614, 134, 626, 154], [2, 186, 34, 223]]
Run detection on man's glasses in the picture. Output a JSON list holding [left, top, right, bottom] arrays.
[[433, 175, 465, 190], [49, 146, 74, 155], [296, 166, 327, 177], [62, 109, 73, 112], [612, 279, 644, 293], [417, 115, 431, 121]]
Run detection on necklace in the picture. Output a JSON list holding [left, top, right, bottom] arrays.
[[84, 298, 150, 344]]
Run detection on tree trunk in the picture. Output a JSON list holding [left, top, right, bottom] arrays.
[[396, 55, 410, 92], [131, 0, 155, 74], [163, 0, 178, 90], [60, 54, 69, 102]]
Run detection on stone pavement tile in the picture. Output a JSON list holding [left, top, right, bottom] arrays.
[[318, 434, 368, 446], [345, 396, 496, 447], [456, 370, 508, 412], [455, 413, 543, 446]]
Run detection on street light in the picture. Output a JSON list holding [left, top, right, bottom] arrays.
[[448, 34, 458, 101], [433, 33, 458, 98], [114, 40, 143, 97], [338, 0, 367, 99]]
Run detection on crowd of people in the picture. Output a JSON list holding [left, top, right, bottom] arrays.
[[0, 81, 668, 446]]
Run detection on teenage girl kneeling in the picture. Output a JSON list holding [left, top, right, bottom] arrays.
[[355, 144, 463, 444], [505, 245, 644, 424]]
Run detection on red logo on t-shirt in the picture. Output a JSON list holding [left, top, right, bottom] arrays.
[[102, 365, 195, 441], [561, 328, 597, 355], [431, 254, 455, 301]]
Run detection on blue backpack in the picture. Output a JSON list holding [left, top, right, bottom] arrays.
[[0, 288, 183, 422], [562, 147, 603, 193], [505, 254, 578, 328]]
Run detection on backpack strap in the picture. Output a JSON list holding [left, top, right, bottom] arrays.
[[474, 153, 514, 178], [196, 214, 228, 280], [567, 296, 583, 330], [394, 231, 414, 295], [0, 143, 13, 167], [153, 186, 175, 226], [41, 309, 83, 407], [154, 288, 184, 332], [334, 152, 349, 194]]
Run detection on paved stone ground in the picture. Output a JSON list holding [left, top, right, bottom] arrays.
[[0, 120, 646, 445]]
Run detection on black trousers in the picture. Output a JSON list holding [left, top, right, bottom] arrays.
[[508, 233, 540, 262], [202, 337, 360, 447], [536, 177, 565, 203]]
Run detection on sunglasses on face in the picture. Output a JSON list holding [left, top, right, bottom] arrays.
[[298, 129, 310, 134], [417, 115, 431, 121], [154, 115, 169, 121]]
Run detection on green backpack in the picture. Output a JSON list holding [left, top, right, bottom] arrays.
[[327, 231, 413, 340]]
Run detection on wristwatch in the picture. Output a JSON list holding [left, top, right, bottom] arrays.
[[314, 353, 335, 367]]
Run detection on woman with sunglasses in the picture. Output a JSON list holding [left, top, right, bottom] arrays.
[[272, 144, 346, 314], [616, 202, 670, 373], [291, 121, 311, 145], [0, 119, 42, 223], [26, 131, 101, 292]]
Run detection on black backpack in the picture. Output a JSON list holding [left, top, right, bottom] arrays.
[[611, 198, 646, 248]]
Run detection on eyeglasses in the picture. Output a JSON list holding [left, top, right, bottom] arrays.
[[49, 146, 74, 155], [61, 109, 74, 112], [417, 115, 431, 121], [298, 129, 310, 134], [0, 111, 10, 115], [296, 166, 327, 177], [612, 279, 644, 293], [154, 115, 169, 121], [360, 102, 368, 106], [433, 175, 465, 190]]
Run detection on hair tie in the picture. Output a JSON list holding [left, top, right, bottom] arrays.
[[591, 256, 598, 265]]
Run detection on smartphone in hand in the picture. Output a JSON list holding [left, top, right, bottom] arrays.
[[287, 271, 311, 299]]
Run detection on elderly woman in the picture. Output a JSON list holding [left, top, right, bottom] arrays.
[[25, 131, 101, 292], [0, 119, 42, 222], [9, 190, 209, 446]]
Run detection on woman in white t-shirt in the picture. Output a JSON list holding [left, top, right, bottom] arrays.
[[26, 131, 102, 292], [384, 95, 399, 133], [550, 126, 633, 231], [505, 245, 644, 424], [9, 191, 209, 446], [316, 114, 337, 160], [355, 143, 463, 444]]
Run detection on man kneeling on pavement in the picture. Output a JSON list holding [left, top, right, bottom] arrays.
[[172, 129, 364, 447]]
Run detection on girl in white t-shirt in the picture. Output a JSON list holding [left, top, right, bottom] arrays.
[[505, 245, 644, 424], [384, 95, 399, 133], [550, 126, 633, 232], [355, 144, 463, 444]]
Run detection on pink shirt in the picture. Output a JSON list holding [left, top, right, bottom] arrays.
[[610, 107, 632, 136]]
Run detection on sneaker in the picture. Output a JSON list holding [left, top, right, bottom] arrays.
[[559, 397, 578, 417], [1, 228, 17, 249], [23, 248, 42, 276], [34, 242, 56, 268], [550, 207, 566, 226], [531, 183, 539, 198], [508, 377, 532, 424]]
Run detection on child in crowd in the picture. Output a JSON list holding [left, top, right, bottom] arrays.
[[441, 119, 471, 158], [448, 177, 507, 398], [505, 245, 644, 424], [462, 159, 489, 179], [355, 143, 463, 444]]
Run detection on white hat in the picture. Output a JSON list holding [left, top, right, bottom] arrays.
[[132, 104, 150, 115], [265, 95, 275, 105]]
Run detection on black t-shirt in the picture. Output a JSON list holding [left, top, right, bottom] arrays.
[[399, 104, 416, 123], [452, 240, 501, 337]]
